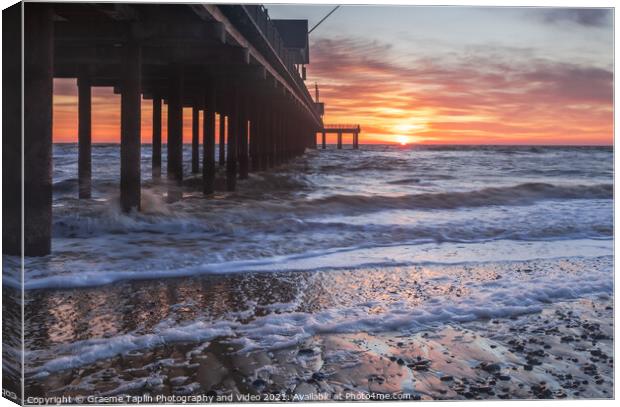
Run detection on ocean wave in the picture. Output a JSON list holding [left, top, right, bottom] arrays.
[[49, 193, 612, 242], [304, 183, 612, 214], [241, 172, 315, 194], [6, 239, 612, 291], [386, 177, 422, 185]]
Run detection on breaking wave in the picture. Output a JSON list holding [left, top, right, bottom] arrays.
[[305, 183, 612, 214]]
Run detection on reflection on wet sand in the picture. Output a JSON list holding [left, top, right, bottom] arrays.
[[25, 301, 614, 400], [24, 256, 614, 400], [26, 271, 317, 352]]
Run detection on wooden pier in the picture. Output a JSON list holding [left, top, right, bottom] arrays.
[[319, 124, 362, 149], [3, 2, 323, 256]]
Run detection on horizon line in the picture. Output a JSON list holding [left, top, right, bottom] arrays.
[[51, 142, 613, 147]]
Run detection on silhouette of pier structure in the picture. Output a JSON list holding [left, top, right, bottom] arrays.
[[3, 2, 323, 256], [320, 124, 362, 149], [311, 83, 361, 150]]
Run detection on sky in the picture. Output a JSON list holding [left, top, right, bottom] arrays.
[[53, 5, 613, 145]]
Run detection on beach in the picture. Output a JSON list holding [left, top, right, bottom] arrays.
[[22, 257, 614, 400], [3, 144, 614, 400]]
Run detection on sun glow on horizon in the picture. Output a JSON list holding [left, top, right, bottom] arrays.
[[395, 135, 412, 146], [389, 120, 428, 145], [393, 122, 426, 134]]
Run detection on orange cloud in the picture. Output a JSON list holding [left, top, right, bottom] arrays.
[[308, 37, 612, 145]]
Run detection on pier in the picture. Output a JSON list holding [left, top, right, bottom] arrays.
[[320, 124, 362, 149], [4, 2, 323, 256]]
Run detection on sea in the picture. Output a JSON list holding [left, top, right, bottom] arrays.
[[2, 144, 614, 397]]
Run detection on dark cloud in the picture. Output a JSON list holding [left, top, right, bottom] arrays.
[[536, 8, 611, 27], [522, 65, 613, 104]]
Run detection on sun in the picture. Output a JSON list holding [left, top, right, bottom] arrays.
[[391, 119, 427, 145], [396, 135, 410, 145]]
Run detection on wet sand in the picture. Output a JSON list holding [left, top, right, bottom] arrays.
[[23, 257, 614, 401], [25, 299, 613, 401]]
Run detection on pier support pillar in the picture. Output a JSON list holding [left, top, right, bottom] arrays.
[[279, 114, 285, 164], [3, 3, 22, 256], [250, 103, 261, 172], [267, 121, 273, 165], [274, 114, 281, 166], [272, 110, 279, 167], [22, 3, 54, 256], [192, 104, 200, 174], [249, 120, 258, 172], [78, 72, 92, 199], [286, 117, 292, 161], [219, 114, 226, 166], [321, 130, 326, 149], [120, 38, 142, 213], [167, 65, 184, 202], [286, 117, 290, 160], [263, 111, 272, 169], [226, 86, 238, 191], [337, 130, 343, 149], [353, 131, 359, 149], [249, 118, 256, 172], [203, 84, 216, 195], [152, 96, 162, 179], [259, 108, 268, 171], [238, 96, 249, 180]]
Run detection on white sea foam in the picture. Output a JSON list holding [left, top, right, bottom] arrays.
[[30, 321, 236, 377], [28, 253, 612, 376], [5, 238, 612, 290]]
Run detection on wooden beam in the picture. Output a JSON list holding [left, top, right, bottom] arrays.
[[24, 2, 54, 256], [167, 64, 184, 202], [152, 96, 162, 179], [120, 38, 142, 212], [226, 84, 239, 191], [54, 21, 226, 45], [78, 70, 92, 199], [203, 83, 216, 194], [54, 43, 249, 67]]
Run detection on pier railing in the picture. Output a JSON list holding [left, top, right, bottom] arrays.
[[244, 5, 298, 79], [227, 4, 317, 120], [323, 124, 362, 131]]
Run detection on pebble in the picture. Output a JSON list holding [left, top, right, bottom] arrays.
[[298, 348, 315, 356], [478, 362, 501, 373]]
